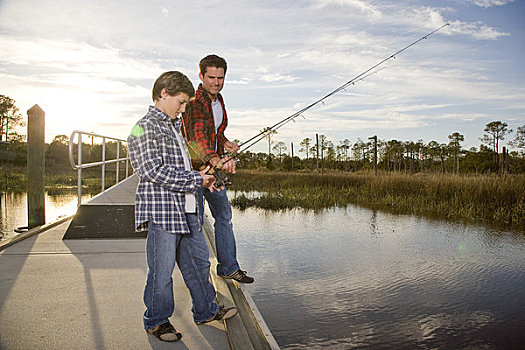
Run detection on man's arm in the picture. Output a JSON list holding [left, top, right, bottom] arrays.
[[183, 102, 219, 165]]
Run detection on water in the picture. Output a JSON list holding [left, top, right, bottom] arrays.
[[3, 190, 524, 348], [0, 190, 92, 241], [231, 204, 525, 349]]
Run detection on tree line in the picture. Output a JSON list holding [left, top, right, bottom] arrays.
[[0, 95, 128, 170], [2, 94, 524, 174], [237, 121, 525, 174], [0, 132, 127, 170]]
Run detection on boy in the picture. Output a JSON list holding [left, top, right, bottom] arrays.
[[128, 71, 237, 342]]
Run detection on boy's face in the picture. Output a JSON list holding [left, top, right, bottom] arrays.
[[199, 66, 225, 100], [162, 91, 190, 119]]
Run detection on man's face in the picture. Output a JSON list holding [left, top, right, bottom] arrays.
[[199, 66, 225, 99]]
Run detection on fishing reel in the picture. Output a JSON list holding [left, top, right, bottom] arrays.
[[203, 161, 232, 188], [201, 152, 237, 188], [209, 167, 231, 187]]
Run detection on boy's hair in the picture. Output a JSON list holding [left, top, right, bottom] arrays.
[[152, 71, 195, 101], [199, 54, 227, 76]]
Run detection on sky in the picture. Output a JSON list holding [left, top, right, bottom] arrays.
[[1, 0, 524, 155]]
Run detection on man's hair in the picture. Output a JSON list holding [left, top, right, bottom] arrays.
[[199, 54, 227, 76], [152, 71, 195, 101]]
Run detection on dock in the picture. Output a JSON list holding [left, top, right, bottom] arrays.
[[0, 175, 279, 349]]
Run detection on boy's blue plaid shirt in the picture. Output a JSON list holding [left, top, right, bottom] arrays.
[[127, 106, 203, 234]]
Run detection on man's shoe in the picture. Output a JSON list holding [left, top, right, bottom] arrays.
[[196, 306, 238, 325], [220, 269, 254, 283], [146, 322, 182, 342]]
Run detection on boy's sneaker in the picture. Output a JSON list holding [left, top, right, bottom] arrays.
[[220, 269, 254, 283], [196, 306, 238, 325]]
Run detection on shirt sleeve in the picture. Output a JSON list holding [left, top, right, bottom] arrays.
[[183, 101, 219, 165], [128, 119, 203, 193]]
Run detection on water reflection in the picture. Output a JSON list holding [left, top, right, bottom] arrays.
[[231, 205, 525, 349], [0, 190, 92, 240]]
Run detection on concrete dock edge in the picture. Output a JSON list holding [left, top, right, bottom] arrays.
[[203, 217, 280, 350], [0, 215, 73, 251]]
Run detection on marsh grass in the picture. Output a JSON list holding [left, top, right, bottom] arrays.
[[0, 165, 119, 194], [230, 170, 525, 230]]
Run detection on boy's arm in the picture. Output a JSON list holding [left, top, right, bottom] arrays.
[[128, 121, 202, 193]]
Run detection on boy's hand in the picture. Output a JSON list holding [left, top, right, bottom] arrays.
[[199, 166, 216, 190]]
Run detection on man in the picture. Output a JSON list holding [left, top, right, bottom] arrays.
[[128, 71, 237, 343], [183, 54, 254, 283]]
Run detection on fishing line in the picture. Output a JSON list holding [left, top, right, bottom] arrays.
[[236, 23, 450, 154], [239, 66, 388, 152]]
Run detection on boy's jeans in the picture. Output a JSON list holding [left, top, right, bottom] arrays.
[[143, 214, 219, 329], [197, 188, 240, 276]]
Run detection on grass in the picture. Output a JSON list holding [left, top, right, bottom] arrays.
[[229, 170, 525, 231], [3, 164, 523, 231], [0, 164, 124, 194]]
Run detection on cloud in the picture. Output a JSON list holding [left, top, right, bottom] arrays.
[[309, 0, 383, 20], [228, 78, 251, 85], [465, 0, 516, 8], [0, 35, 162, 80], [0, 34, 163, 140], [0, 0, 522, 148], [260, 73, 298, 83], [447, 20, 510, 40]]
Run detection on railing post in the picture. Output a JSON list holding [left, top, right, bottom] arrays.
[[27, 104, 46, 228], [116, 141, 120, 184], [77, 133, 82, 206], [68, 131, 131, 206], [126, 154, 129, 178], [101, 137, 106, 192]]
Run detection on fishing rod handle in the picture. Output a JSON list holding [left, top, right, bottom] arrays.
[[205, 166, 231, 187]]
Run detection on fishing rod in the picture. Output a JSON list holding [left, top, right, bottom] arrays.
[[238, 67, 387, 153], [236, 23, 450, 154]]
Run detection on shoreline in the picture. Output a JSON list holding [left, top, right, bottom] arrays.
[[3, 166, 524, 233], [230, 170, 525, 233]]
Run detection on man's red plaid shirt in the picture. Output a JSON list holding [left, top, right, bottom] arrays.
[[182, 83, 230, 169]]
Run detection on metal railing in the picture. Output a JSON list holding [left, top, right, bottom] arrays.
[[68, 130, 131, 206]]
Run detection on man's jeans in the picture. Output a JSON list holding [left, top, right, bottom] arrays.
[[197, 188, 240, 276], [143, 214, 219, 329]]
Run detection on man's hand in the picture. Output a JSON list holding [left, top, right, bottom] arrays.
[[209, 155, 236, 174], [218, 156, 236, 174], [224, 141, 240, 154], [208, 156, 221, 168]]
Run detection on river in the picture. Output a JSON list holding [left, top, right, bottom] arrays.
[[2, 190, 524, 349], [230, 199, 525, 349], [0, 190, 92, 241]]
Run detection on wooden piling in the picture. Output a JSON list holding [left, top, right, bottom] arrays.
[[369, 135, 378, 175], [27, 104, 45, 228], [315, 133, 319, 172], [291, 142, 294, 171]]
